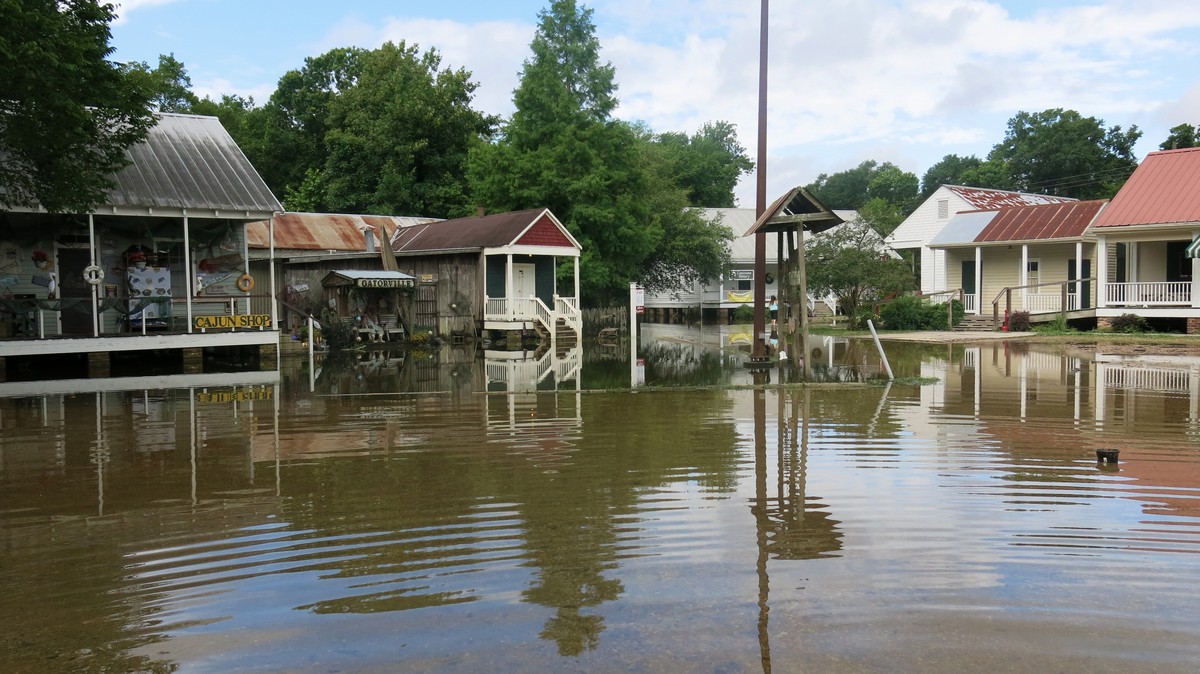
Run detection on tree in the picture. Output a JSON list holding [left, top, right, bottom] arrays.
[[866, 163, 919, 214], [1160, 123, 1197, 150], [804, 160, 878, 210], [985, 108, 1141, 199], [122, 53, 198, 113], [920, 154, 983, 198], [469, 0, 658, 304], [806, 217, 914, 328], [320, 41, 498, 216], [0, 0, 154, 212], [652, 121, 753, 207]]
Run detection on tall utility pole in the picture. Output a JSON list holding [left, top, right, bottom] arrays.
[[752, 0, 769, 359]]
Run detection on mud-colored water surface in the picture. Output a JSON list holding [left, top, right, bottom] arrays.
[[2, 336, 1200, 673]]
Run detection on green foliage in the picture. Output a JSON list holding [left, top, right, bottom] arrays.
[[984, 108, 1141, 199], [806, 218, 915, 328], [319, 308, 357, 350], [121, 53, 198, 113], [732, 304, 754, 323], [470, 0, 699, 305], [879, 295, 952, 330], [1007, 310, 1032, 332], [1034, 315, 1077, 335], [321, 41, 498, 216], [866, 163, 919, 213], [0, 0, 155, 212], [651, 121, 753, 208], [805, 160, 878, 210], [1107, 313, 1149, 333], [920, 154, 983, 198], [1160, 123, 1198, 150]]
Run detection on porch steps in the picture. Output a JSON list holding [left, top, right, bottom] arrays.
[[954, 315, 998, 332]]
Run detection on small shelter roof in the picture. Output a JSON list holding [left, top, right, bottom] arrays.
[[390, 208, 580, 254], [744, 186, 843, 236], [321, 270, 415, 289], [1093, 147, 1200, 228]]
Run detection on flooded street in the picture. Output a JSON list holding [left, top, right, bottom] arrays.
[[3, 327, 1200, 673]]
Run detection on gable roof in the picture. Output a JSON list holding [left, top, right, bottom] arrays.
[[247, 212, 440, 251], [1092, 147, 1200, 228], [745, 186, 843, 236], [100, 113, 281, 217], [930, 200, 1106, 248], [943, 185, 1077, 210], [390, 208, 580, 254]]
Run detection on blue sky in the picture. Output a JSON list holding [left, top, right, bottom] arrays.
[[110, 0, 1200, 207]]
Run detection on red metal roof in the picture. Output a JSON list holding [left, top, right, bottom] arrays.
[[246, 213, 439, 250], [945, 185, 1076, 210], [1092, 147, 1200, 228], [391, 208, 579, 253], [974, 199, 1107, 243]]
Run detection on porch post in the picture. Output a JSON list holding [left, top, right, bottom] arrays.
[[1075, 241, 1083, 310], [87, 214, 100, 336], [270, 213, 278, 328], [974, 246, 982, 315], [1193, 230, 1200, 309], [573, 255, 580, 307], [183, 213, 194, 332], [1096, 236, 1108, 309], [1020, 244, 1029, 306], [506, 253, 514, 321]]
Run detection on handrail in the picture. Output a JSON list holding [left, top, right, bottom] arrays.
[[990, 277, 1096, 329]]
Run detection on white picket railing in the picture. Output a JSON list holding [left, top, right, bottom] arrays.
[[1105, 282, 1190, 306]]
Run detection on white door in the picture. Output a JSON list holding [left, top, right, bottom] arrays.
[[513, 263, 536, 299]]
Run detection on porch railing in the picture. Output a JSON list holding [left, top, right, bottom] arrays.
[[991, 278, 1094, 329], [0, 294, 275, 340], [484, 295, 582, 338], [1104, 281, 1191, 306]]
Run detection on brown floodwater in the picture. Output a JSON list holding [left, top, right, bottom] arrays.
[[2, 335, 1200, 673]]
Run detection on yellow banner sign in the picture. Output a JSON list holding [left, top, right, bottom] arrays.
[[727, 290, 754, 303], [194, 314, 273, 330], [196, 387, 274, 404]]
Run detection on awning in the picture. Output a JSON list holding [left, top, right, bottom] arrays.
[[322, 270, 415, 289], [1186, 234, 1200, 258]]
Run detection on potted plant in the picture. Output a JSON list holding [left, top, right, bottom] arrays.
[[31, 249, 48, 269], [128, 250, 147, 270]]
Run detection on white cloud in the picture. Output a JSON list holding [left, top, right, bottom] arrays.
[[111, 0, 182, 25]]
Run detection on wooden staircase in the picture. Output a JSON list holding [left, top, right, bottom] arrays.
[[954, 315, 997, 332]]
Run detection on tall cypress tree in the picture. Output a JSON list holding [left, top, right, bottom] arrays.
[[468, 0, 658, 305]]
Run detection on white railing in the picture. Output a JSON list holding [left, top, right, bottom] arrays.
[[1104, 366, 1191, 393], [554, 295, 582, 334], [1025, 293, 1063, 314], [1105, 281, 1190, 306], [963, 293, 977, 313]]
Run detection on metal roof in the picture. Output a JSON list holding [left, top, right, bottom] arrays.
[[390, 208, 580, 253], [1093, 147, 1200, 228], [975, 199, 1106, 242], [247, 212, 440, 250], [103, 113, 282, 216], [929, 210, 998, 247], [944, 185, 1077, 210]]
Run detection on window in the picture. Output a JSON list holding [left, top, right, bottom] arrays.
[[730, 269, 753, 291], [937, 199, 949, 219], [1026, 259, 1040, 287]]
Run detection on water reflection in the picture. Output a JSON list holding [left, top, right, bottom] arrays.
[[3, 342, 1200, 672]]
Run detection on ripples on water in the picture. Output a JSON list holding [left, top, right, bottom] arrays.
[[2, 345, 1200, 672]]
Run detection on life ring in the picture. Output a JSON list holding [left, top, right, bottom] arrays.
[[83, 265, 104, 285], [236, 273, 255, 292]]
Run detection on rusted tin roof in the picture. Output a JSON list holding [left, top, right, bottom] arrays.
[[246, 212, 440, 250], [945, 185, 1076, 210], [975, 199, 1107, 242], [390, 208, 580, 253], [1093, 147, 1200, 228], [107, 113, 282, 215]]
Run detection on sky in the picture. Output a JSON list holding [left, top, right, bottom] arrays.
[[109, 0, 1200, 209]]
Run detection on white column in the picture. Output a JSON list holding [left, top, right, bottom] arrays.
[[506, 254, 514, 320], [1097, 235, 1108, 308], [974, 246, 982, 315], [1075, 241, 1084, 310], [183, 213, 194, 332], [1192, 230, 1200, 309], [88, 214, 99, 337], [573, 256, 580, 305], [1020, 244, 1029, 306]]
